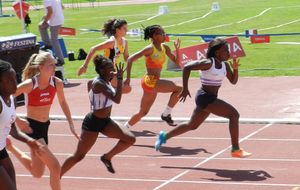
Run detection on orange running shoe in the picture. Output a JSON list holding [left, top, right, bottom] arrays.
[[231, 149, 252, 158]]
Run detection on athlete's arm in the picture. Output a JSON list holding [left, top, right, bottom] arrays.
[[55, 78, 80, 140], [164, 38, 181, 65], [124, 46, 153, 85], [14, 79, 33, 97], [226, 57, 240, 84], [179, 59, 212, 102], [93, 63, 125, 104], [78, 40, 114, 76]]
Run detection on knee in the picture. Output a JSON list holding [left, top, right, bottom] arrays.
[[185, 122, 199, 130], [189, 123, 199, 130], [32, 170, 44, 178], [127, 135, 136, 145], [175, 85, 183, 93], [138, 110, 149, 117], [50, 161, 61, 176], [229, 110, 240, 120], [74, 153, 86, 162]]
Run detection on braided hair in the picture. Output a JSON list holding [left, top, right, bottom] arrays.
[[143, 25, 162, 40], [93, 55, 113, 76]]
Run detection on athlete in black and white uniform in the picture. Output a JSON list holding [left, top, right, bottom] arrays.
[[61, 55, 135, 176]]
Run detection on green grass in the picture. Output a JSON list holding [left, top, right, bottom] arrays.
[[1, 0, 300, 79]]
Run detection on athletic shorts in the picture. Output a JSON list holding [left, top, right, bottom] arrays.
[[82, 112, 112, 132], [195, 88, 217, 109], [26, 118, 50, 144], [0, 148, 9, 160], [141, 75, 159, 93]]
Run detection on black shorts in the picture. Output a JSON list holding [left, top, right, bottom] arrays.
[[195, 88, 217, 109], [0, 148, 9, 160], [82, 112, 111, 132], [26, 118, 50, 144]]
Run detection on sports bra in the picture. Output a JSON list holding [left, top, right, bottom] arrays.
[[25, 75, 56, 107], [200, 58, 227, 86], [145, 43, 166, 69], [89, 78, 115, 111], [104, 36, 126, 64]]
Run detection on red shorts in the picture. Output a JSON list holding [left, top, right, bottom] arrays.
[[141, 75, 159, 93]]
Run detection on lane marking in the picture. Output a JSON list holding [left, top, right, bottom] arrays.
[[153, 124, 273, 190], [15, 174, 300, 187]]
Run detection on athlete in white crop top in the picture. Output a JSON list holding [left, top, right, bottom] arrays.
[[155, 38, 252, 158], [61, 55, 135, 176], [0, 60, 41, 190]]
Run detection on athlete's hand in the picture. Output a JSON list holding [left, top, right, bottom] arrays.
[[174, 38, 181, 50], [179, 88, 191, 102], [69, 124, 80, 140], [26, 139, 45, 151], [16, 117, 33, 134], [124, 78, 130, 86], [115, 62, 126, 80], [78, 65, 88, 76], [230, 56, 240, 70]]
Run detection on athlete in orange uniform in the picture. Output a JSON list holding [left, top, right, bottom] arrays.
[[124, 25, 182, 127], [78, 19, 131, 93]]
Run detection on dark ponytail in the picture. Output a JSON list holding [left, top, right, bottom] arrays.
[[93, 55, 113, 75], [102, 19, 127, 37], [0, 60, 12, 79], [206, 38, 228, 58], [143, 25, 161, 40]]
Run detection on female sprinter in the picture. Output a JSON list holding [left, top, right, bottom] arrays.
[[124, 25, 182, 127], [78, 18, 131, 93], [61, 55, 135, 175], [7, 52, 79, 190], [155, 38, 252, 158], [0, 60, 41, 190]]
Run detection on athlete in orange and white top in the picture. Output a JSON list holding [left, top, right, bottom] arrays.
[[124, 25, 182, 127], [78, 19, 131, 93]]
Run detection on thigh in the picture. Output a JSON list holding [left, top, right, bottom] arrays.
[[0, 166, 16, 190], [74, 130, 99, 156], [187, 107, 210, 127], [205, 99, 238, 118], [0, 157, 16, 190], [138, 91, 157, 113], [102, 120, 135, 141], [155, 79, 180, 93]]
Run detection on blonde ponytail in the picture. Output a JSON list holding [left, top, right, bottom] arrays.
[[22, 52, 53, 81]]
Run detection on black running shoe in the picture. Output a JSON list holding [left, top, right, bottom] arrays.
[[161, 114, 177, 126], [100, 155, 115, 173]]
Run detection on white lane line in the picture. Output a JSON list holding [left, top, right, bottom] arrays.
[[129, 14, 161, 25], [16, 174, 300, 187], [259, 18, 300, 31], [172, 181, 300, 187], [189, 8, 271, 33], [163, 11, 213, 28], [152, 124, 273, 190], [47, 134, 300, 142], [236, 8, 271, 23], [15, 151, 300, 162], [189, 23, 232, 33]]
